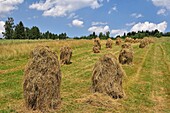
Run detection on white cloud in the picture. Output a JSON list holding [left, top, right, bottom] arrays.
[[152, 0, 170, 9], [111, 29, 127, 37], [131, 21, 167, 32], [108, 5, 117, 14], [0, 21, 5, 38], [92, 21, 108, 26], [72, 19, 84, 27], [126, 22, 136, 26], [88, 25, 110, 34], [157, 8, 167, 15], [131, 13, 143, 18], [0, 0, 24, 17], [29, 0, 103, 17], [67, 13, 79, 19]]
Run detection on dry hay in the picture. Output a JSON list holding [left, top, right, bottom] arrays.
[[106, 38, 113, 48], [93, 45, 100, 53], [119, 46, 133, 65], [23, 46, 61, 112], [60, 46, 72, 65], [115, 37, 122, 45], [94, 37, 101, 50], [92, 53, 125, 98], [139, 40, 147, 48], [76, 93, 122, 109], [121, 43, 132, 49]]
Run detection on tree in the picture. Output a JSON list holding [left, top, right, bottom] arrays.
[[29, 26, 40, 39], [14, 21, 25, 39], [106, 31, 110, 39], [25, 27, 30, 39], [2, 17, 14, 39]]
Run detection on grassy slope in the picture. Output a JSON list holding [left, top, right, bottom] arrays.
[[0, 38, 170, 113]]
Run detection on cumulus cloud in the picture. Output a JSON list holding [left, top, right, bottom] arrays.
[[131, 13, 143, 18], [111, 29, 128, 37], [152, 0, 170, 9], [157, 9, 167, 15], [88, 25, 110, 34], [91, 21, 108, 26], [72, 19, 84, 27], [131, 21, 167, 32], [29, 0, 103, 17], [0, 0, 24, 17], [0, 21, 5, 38]]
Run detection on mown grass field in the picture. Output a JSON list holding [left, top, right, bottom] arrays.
[[0, 37, 170, 113]]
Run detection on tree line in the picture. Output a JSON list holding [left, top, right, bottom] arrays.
[[2, 17, 68, 40], [2, 17, 170, 40]]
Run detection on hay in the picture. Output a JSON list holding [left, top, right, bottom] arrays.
[[94, 37, 101, 50], [76, 93, 122, 108], [60, 46, 72, 65], [93, 45, 100, 53], [23, 46, 61, 112], [115, 37, 122, 45], [92, 53, 125, 98], [106, 38, 112, 48], [121, 43, 132, 49], [119, 48, 133, 65]]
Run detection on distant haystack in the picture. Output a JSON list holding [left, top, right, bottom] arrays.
[[92, 53, 125, 98], [106, 38, 112, 48], [115, 37, 122, 45], [60, 46, 72, 65], [121, 43, 131, 49], [93, 45, 100, 53], [23, 46, 61, 112], [94, 37, 101, 50], [119, 44, 133, 65]]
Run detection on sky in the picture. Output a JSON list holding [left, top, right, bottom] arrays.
[[0, 0, 170, 38]]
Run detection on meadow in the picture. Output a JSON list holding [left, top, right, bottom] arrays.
[[0, 37, 170, 113]]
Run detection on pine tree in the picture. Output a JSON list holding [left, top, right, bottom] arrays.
[[14, 21, 25, 39], [2, 17, 14, 39]]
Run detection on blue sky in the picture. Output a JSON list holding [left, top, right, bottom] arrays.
[[0, 0, 170, 38]]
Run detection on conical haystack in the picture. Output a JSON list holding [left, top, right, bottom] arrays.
[[23, 46, 61, 112], [119, 48, 133, 65], [94, 37, 101, 50], [92, 53, 125, 98], [115, 37, 122, 45], [93, 45, 100, 53], [60, 46, 72, 64], [106, 38, 112, 48]]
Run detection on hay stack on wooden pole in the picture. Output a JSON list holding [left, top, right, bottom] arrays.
[[23, 46, 61, 112], [119, 43, 133, 65], [93, 45, 100, 53], [94, 37, 101, 50], [115, 37, 122, 45], [106, 38, 112, 48], [92, 53, 125, 98], [60, 46, 72, 65]]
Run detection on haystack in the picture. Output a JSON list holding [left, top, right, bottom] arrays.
[[115, 37, 122, 45], [121, 43, 131, 49], [23, 46, 61, 112], [60, 46, 72, 65], [94, 37, 101, 50], [93, 45, 100, 53], [92, 53, 125, 98], [139, 39, 148, 48], [119, 48, 133, 65], [106, 38, 112, 48]]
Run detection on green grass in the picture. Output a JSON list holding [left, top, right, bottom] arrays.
[[0, 38, 170, 112]]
